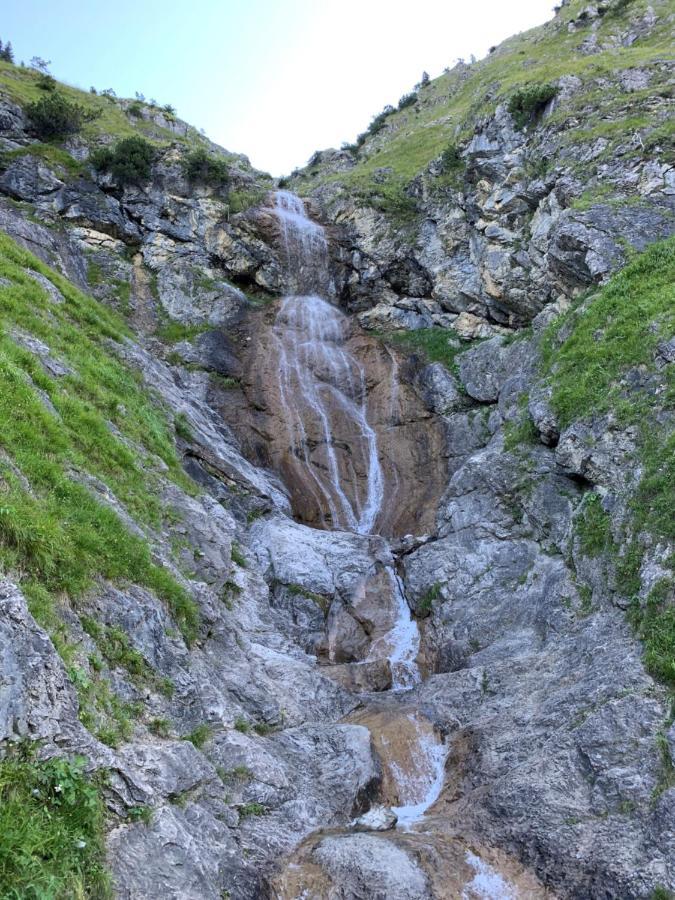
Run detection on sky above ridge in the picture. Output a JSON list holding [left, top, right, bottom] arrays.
[[5, 0, 554, 175]]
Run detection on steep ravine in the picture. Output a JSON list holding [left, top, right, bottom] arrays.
[[253, 191, 550, 899], [0, 3, 673, 896]]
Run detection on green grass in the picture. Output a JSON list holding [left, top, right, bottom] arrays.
[[0, 142, 85, 177], [385, 327, 465, 370], [629, 580, 675, 687], [0, 746, 110, 898], [542, 237, 675, 428], [0, 231, 199, 644], [227, 186, 269, 214], [575, 493, 614, 558], [541, 238, 675, 688]]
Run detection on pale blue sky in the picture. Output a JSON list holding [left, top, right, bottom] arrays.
[[4, 0, 554, 174]]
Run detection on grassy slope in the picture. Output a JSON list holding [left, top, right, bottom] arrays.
[[297, 0, 673, 208], [542, 236, 675, 686], [0, 231, 199, 646]]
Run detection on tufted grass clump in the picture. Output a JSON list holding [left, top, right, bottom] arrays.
[[0, 232, 199, 643], [575, 493, 614, 558], [628, 580, 675, 688], [238, 802, 267, 819], [0, 746, 110, 898], [182, 724, 212, 749]]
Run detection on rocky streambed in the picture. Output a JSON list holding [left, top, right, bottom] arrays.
[[238, 192, 555, 898]]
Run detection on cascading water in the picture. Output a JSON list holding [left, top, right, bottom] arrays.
[[272, 192, 384, 535], [271, 189, 441, 829]]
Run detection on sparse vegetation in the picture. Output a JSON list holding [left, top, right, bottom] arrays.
[[543, 238, 675, 686], [238, 802, 267, 819], [231, 543, 247, 568], [80, 616, 174, 697], [503, 403, 539, 451], [417, 582, 442, 616]]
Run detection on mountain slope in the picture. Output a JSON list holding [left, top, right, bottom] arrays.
[[0, 2, 673, 897]]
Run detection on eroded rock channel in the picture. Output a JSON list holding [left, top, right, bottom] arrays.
[[230, 192, 550, 898]]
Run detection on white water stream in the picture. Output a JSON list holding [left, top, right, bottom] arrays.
[[272, 190, 444, 828]]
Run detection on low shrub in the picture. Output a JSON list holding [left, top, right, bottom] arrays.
[[91, 136, 155, 186], [25, 91, 101, 140], [507, 83, 558, 129], [398, 92, 417, 110], [439, 143, 463, 173], [36, 72, 56, 92], [181, 147, 229, 187]]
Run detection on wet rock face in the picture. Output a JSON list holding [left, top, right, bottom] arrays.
[[216, 303, 447, 537], [270, 829, 552, 900]]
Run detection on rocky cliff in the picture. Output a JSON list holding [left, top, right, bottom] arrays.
[[0, 0, 673, 898]]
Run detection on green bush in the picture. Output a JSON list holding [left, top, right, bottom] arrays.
[[397, 92, 417, 110], [181, 148, 229, 187], [91, 136, 155, 186], [0, 747, 110, 898], [36, 72, 56, 92], [127, 102, 143, 119], [25, 91, 101, 140], [439, 143, 463, 173], [507, 83, 558, 129]]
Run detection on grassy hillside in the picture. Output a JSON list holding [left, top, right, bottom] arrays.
[[295, 0, 674, 210], [0, 232, 199, 651]]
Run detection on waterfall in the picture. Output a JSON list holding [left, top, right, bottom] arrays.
[[271, 191, 441, 833], [272, 192, 384, 535]]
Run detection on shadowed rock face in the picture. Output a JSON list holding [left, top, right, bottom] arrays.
[[216, 302, 447, 537]]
